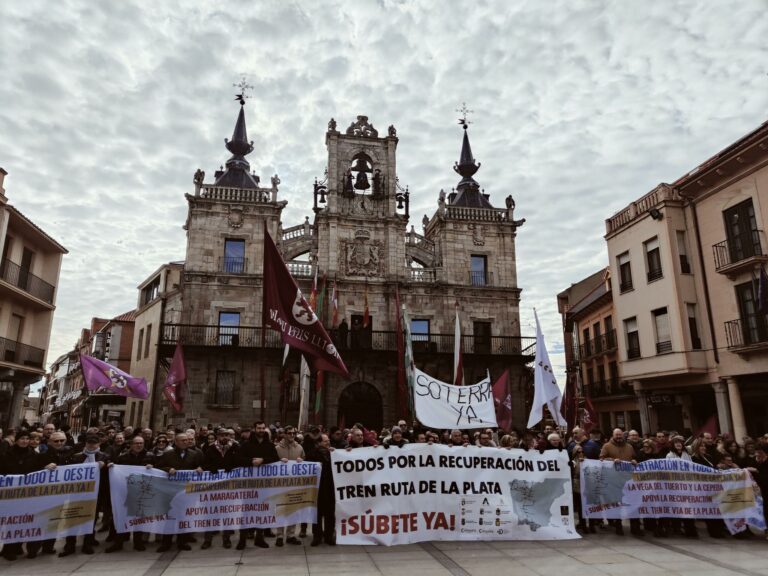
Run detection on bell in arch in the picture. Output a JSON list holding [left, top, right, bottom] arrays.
[[354, 170, 370, 190]]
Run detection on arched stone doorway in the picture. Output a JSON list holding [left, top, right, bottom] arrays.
[[338, 382, 382, 430]]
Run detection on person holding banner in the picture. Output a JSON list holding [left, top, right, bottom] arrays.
[[0, 430, 37, 561], [306, 433, 336, 546], [59, 434, 110, 557], [157, 433, 205, 552], [201, 428, 241, 550], [238, 421, 279, 549], [275, 426, 305, 547], [105, 436, 155, 553], [599, 429, 639, 537], [691, 438, 726, 539]]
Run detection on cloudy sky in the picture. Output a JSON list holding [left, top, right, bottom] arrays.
[[2, 0, 767, 390]]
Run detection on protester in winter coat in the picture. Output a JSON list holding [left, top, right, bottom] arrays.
[[599, 429, 639, 536], [691, 438, 725, 538], [306, 433, 336, 546], [275, 426, 305, 547], [0, 431, 37, 561]]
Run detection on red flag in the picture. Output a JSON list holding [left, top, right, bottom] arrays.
[[560, 373, 577, 430], [582, 394, 598, 434], [694, 414, 718, 438], [163, 343, 186, 412], [330, 280, 339, 328], [308, 265, 318, 311], [363, 284, 370, 328], [262, 230, 349, 378], [492, 369, 512, 431]]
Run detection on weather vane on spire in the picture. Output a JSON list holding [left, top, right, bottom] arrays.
[[233, 74, 254, 105], [456, 102, 474, 129]]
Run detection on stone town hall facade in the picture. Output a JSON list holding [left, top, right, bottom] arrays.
[[152, 101, 534, 431]]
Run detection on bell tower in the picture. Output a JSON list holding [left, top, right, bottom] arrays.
[[312, 116, 409, 281]]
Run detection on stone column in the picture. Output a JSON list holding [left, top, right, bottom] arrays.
[[8, 382, 26, 428], [724, 377, 747, 441], [711, 381, 733, 436], [634, 384, 651, 435]]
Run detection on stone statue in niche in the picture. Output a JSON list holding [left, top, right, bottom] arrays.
[[469, 223, 485, 246]]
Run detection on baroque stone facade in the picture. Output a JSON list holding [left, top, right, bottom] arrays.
[[150, 103, 534, 431]]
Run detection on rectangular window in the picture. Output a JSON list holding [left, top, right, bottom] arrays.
[[604, 316, 615, 349], [473, 321, 492, 354], [645, 237, 663, 282], [653, 307, 672, 354], [724, 199, 761, 263], [593, 321, 602, 353], [608, 361, 618, 389], [624, 317, 640, 359], [223, 239, 246, 274], [144, 324, 152, 358], [137, 328, 144, 361], [142, 277, 160, 306], [470, 255, 487, 286], [687, 304, 702, 350], [212, 370, 237, 405], [676, 231, 691, 274], [218, 312, 240, 346], [735, 281, 768, 345], [617, 252, 633, 292], [582, 327, 591, 357], [137, 401, 144, 428], [411, 319, 429, 341], [597, 364, 606, 392]]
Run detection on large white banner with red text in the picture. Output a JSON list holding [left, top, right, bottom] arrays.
[[331, 444, 577, 545]]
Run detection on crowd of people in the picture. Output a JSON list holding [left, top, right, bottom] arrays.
[[1, 418, 767, 561]]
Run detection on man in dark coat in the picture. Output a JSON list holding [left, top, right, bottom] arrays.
[[1, 430, 37, 561], [238, 421, 279, 549], [30, 432, 73, 556], [156, 432, 204, 552], [201, 428, 240, 549], [306, 433, 335, 546], [59, 433, 110, 557], [105, 436, 155, 552]]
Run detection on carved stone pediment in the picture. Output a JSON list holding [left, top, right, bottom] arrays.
[[341, 237, 383, 277]]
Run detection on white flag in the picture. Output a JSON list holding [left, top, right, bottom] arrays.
[[297, 355, 311, 430], [527, 310, 566, 429]]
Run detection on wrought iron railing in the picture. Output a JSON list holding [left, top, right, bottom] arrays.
[[725, 314, 768, 349], [655, 340, 672, 354], [713, 231, 764, 271], [579, 330, 617, 360], [0, 335, 45, 368], [0, 259, 55, 304], [220, 256, 247, 274], [161, 323, 536, 356], [470, 271, 494, 286]]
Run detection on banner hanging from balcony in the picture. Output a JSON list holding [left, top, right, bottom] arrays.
[[262, 230, 350, 378], [80, 354, 149, 400], [412, 367, 497, 429]]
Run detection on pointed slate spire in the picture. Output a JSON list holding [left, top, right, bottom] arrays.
[[450, 121, 493, 208], [215, 98, 260, 189]]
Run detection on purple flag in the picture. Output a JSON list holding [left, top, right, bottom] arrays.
[[163, 343, 186, 412], [80, 354, 149, 399]]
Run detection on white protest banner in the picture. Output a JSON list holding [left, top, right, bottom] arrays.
[[332, 444, 577, 545], [581, 459, 766, 531], [413, 367, 497, 429], [0, 463, 100, 544], [110, 462, 320, 534]]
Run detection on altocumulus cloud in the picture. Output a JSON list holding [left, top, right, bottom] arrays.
[[1, 0, 767, 388]]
